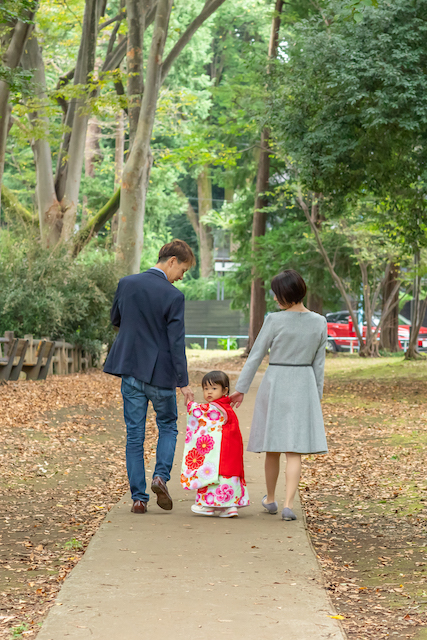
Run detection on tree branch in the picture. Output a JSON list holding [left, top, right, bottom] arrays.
[[99, 9, 126, 30], [161, 0, 227, 83], [72, 187, 121, 256], [1, 184, 38, 225]]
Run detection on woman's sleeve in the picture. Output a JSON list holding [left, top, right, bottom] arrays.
[[234, 315, 274, 394], [312, 319, 327, 399]]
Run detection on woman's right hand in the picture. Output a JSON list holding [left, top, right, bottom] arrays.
[[229, 391, 244, 408]]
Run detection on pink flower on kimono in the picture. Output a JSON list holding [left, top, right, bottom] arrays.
[[189, 480, 200, 490], [187, 416, 199, 431], [200, 403, 210, 412], [192, 407, 203, 418], [204, 492, 216, 506], [183, 467, 195, 478], [199, 462, 216, 481], [196, 434, 214, 455], [198, 427, 208, 436], [185, 431, 192, 444], [207, 408, 221, 421], [216, 484, 234, 502]]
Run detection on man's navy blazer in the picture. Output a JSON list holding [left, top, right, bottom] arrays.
[[103, 269, 189, 389]]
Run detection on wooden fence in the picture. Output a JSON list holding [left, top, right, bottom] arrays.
[[0, 331, 92, 377]]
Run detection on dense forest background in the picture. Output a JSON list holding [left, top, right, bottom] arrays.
[[1, 0, 427, 358]]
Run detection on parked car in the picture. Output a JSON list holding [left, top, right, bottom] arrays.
[[325, 312, 427, 352]]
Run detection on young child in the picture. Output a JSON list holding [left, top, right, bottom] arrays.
[[181, 370, 249, 518]]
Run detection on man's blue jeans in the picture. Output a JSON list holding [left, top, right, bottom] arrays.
[[121, 375, 178, 503]]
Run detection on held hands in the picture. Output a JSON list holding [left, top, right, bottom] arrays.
[[180, 385, 194, 405], [229, 391, 244, 409]]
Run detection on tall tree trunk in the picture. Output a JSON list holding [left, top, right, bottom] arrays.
[[60, 0, 105, 241], [126, 0, 146, 149], [117, 0, 173, 274], [379, 261, 400, 352], [21, 35, 62, 247], [405, 251, 427, 360], [306, 292, 323, 314], [0, 7, 37, 209], [197, 165, 214, 277], [112, 109, 125, 244], [247, 0, 284, 351]]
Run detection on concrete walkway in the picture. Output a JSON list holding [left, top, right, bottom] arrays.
[[36, 374, 345, 640]]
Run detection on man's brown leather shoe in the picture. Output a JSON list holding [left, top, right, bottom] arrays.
[[131, 500, 147, 514], [151, 476, 173, 510]]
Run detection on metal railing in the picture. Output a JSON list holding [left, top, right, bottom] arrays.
[[186, 334, 248, 351], [329, 335, 427, 353]]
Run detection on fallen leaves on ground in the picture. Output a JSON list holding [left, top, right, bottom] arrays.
[[301, 368, 427, 640], [0, 371, 157, 639]]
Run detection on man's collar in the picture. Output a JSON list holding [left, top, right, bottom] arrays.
[[149, 267, 168, 280]]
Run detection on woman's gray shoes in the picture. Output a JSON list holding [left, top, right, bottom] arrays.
[[281, 507, 297, 521], [262, 496, 278, 514]]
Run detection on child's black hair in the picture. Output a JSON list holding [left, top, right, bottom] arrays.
[[201, 370, 230, 393]]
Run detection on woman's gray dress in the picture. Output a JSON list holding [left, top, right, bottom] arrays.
[[235, 311, 328, 454]]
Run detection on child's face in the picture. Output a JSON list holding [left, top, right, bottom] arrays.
[[203, 382, 226, 402]]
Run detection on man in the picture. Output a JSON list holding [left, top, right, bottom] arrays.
[[104, 239, 195, 514]]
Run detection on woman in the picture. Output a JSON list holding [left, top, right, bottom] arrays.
[[230, 269, 328, 521]]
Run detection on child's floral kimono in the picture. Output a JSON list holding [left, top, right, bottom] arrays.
[[181, 396, 249, 509]]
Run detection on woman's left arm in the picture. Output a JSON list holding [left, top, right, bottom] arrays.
[[312, 320, 328, 399], [234, 315, 275, 395]]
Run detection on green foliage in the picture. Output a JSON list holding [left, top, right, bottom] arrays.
[[174, 274, 233, 300], [189, 342, 203, 350], [0, 227, 120, 357], [64, 538, 83, 550], [217, 337, 238, 350]]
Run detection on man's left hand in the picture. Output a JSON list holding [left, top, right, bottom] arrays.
[[180, 385, 194, 405]]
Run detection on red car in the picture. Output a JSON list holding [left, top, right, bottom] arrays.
[[326, 311, 427, 352]]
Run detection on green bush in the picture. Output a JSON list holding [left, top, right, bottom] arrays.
[[0, 229, 120, 360], [217, 337, 238, 350]]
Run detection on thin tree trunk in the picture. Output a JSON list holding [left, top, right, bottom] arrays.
[[117, 0, 173, 274], [306, 292, 323, 314], [297, 190, 364, 348], [0, 8, 37, 209], [126, 0, 146, 149], [60, 0, 105, 241], [247, 0, 284, 351], [174, 183, 199, 238], [197, 165, 214, 277], [379, 262, 400, 352], [21, 35, 62, 247], [112, 109, 125, 244], [405, 251, 427, 359]]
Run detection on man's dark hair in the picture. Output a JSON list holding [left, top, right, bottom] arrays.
[[271, 269, 307, 306], [201, 370, 230, 393], [158, 239, 196, 266]]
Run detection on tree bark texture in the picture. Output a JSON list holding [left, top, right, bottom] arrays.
[[21, 34, 62, 247], [117, 0, 173, 274], [0, 7, 37, 210], [306, 292, 323, 314], [112, 109, 125, 244], [126, 0, 147, 149], [379, 262, 400, 352], [247, 0, 284, 351], [197, 166, 214, 277], [60, 0, 105, 241], [405, 252, 427, 359]]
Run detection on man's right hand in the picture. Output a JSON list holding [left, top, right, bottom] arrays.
[[180, 385, 194, 405]]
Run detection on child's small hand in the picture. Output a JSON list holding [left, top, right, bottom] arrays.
[[229, 391, 244, 408]]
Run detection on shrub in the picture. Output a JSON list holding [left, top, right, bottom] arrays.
[[0, 229, 120, 360]]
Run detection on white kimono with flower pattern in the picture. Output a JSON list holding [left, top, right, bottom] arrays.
[[181, 401, 226, 490]]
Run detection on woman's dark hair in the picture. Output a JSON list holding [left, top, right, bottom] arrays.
[[201, 370, 230, 393], [158, 239, 196, 266], [271, 269, 307, 306]]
